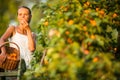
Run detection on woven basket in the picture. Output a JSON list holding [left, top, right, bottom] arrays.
[[0, 42, 20, 70]]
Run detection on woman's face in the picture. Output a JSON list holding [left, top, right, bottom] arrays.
[[17, 8, 31, 24]]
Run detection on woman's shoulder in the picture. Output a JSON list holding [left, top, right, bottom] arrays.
[[8, 25, 16, 29], [8, 25, 16, 36]]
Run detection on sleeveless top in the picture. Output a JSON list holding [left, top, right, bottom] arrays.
[[9, 30, 32, 68]]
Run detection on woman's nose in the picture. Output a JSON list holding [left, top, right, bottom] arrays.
[[21, 15, 25, 18]]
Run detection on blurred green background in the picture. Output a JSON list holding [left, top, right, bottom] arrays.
[[1, 0, 120, 80]]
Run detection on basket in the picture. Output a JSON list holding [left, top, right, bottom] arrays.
[[0, 42, 20, 70]]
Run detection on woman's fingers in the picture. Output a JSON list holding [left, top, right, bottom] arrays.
[[21, 19, 29, 28]]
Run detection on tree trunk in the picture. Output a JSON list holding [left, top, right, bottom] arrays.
[[115, 31, 120, 59]]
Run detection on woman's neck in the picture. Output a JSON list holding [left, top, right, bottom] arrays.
[[17, 26, 27, 35]]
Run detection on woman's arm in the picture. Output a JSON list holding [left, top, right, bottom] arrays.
[[0, 26, 14, 55], [21, 19, 36, 52], [26, 28, 36, 52]]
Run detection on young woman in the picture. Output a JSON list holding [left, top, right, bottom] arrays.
[[0, 6, 36, 68]]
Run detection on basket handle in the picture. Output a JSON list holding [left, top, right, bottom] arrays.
[[0, 42, 20, 50]]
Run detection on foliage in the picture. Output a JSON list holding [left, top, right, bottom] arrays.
[[23, 0, 120, 80], [0, 0, 22, 36]]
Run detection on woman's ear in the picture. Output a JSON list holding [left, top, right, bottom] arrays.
[[28, 15, 32, 23]]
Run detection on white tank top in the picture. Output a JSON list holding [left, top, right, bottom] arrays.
[[9, 31, 32, 68]]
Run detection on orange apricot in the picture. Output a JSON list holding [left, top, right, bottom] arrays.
[[93, 57, 99, 62], [83, 26, 87, 31], [84, 49, 89, 55], [113, 13, 117, 18], [96, 8, 99, 11], [86, 1, 90, 6], [99, 10, 105, 15], [44, 21, 48, 26], [67, 38, 72, 43], [84, 10, 90, 14], [68, 20, 74, 25], [84, 1, 90, 7], [90, 35, 96, 40], [90, 19, 96, 26], [65, 31, 70, 35]]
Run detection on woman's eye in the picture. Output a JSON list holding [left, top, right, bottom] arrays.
[[23, 14, 28, 16], [18, 14, 22, 16]]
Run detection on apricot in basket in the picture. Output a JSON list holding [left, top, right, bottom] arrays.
[[8, 53, 17, 60]]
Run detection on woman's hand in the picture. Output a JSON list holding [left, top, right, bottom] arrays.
[[20, 18, 31, 30]]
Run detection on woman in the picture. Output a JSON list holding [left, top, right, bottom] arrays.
[[0, 6, 36, 68]]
